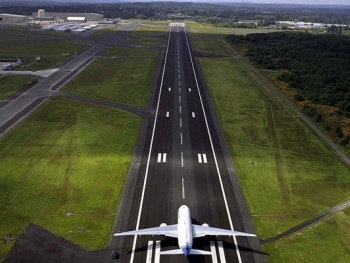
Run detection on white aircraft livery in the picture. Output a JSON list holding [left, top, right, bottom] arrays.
[[114, 205, 256, 256]]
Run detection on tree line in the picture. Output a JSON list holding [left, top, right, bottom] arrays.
[[227, 32, 350, 145]]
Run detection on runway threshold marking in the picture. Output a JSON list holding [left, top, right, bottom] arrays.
[[157, 153, 167, 163], [154, 241, 161, 263], [210, 241, 218, 263], [146, 241, 153, 263], [217, 241, 226, 263]]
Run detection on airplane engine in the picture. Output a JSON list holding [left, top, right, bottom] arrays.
[[160, 223, 167, 227], [202, 223, 209, 227]]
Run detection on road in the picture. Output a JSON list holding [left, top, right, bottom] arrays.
[[112, 23, 264, 263]]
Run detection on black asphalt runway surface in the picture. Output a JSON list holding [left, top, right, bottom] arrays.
[[112, 23, 265, 263]]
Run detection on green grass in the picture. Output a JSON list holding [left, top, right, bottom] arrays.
[[264, 208, 350, 262], [0, 75, 36, 100], [90, 25, 121, 38], [187, 21, 350, 261], [64, 56, 159, 108], [0, 26, 87, 70], [101, 45, 159, 57], [0, 98, 141, 259]]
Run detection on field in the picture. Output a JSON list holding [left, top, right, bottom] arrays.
[[187, 21, 350, 262], [0, 22, 167, 260], [0, 98, 141, 258], [0, 75, 36, 100], [0, 26, 87, 70]]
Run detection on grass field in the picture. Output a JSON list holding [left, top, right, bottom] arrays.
[[187, 21, 350, 262], [0, 26, 87, 70], [0, 98, 141, 259], [64, 55, 159, 108], [0, 75, 36, 100]]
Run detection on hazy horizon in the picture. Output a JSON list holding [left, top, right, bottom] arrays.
[[9, 0, 350, 6]]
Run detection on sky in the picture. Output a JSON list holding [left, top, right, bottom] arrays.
[[250, 0, 349, 5]]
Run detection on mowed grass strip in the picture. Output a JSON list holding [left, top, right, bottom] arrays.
[[0, 75, 36, 100], [0, 98, 141, 259], [187, 22, 350, 262], [64, 57, 158, 108]]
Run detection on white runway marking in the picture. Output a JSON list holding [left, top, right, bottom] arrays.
[[166, 111, 169, 117], [157, 153, 167, 163], [179, 88, 181, 93], [198, 153, 202, 163], [189, 88, 191, 92], [179, 80, 181, 86], [168, 87, 171, 91], [146, 241, 153, 263], [182, 178, 185, 199], [180, 118, 182, 128], [179, 96, 181, 103], [180, 132, 183, 144], [181, 152, 184, 167], [218, 241, 226, 263], [210, 241, 218, 263], [154, 241, 161, 263], [179, 106, 182, 113], [192, 112, 195, 118], [203, 153, 207, 163], [198, 153, 207, 163]]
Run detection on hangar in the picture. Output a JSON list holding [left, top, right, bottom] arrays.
[[32, 11, 103, 22], [0, 14, 28, 24]]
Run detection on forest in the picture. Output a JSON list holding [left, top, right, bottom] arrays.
[[227, 32, 350, 145]]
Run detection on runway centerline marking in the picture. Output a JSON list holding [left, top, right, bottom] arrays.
[[181, 152, 184, 167], [182, 178, 185, 199], [166, 111, 169, 118], [180, 132, 183, 145], [179, 106, 182, 113], [179, 80, 181, 86], [179, 96, 181, 103], [180, 118, 182, 128], [192, 112, 195, 118], [168, 87, 171, 91], [179, 88, 181, 94], [188, 88, 191, 92]]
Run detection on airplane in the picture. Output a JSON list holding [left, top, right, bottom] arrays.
[[114, 205, 256, 256]]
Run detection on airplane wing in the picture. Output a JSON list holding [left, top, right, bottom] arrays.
[[114, 224, 178, 238], [160, 249, 212, 255], [193, 225, 256, 238]]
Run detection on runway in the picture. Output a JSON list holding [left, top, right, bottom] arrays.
[[112, 23, 264, 263]]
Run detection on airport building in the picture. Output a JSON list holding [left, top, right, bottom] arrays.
[[0, 13, 28, 24], [32, 10, 103, 22]]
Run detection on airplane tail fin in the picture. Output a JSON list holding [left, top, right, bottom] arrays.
[[160, 249, 211, 255]]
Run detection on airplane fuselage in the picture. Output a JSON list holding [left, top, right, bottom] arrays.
[[177, 205, 193, 256]]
